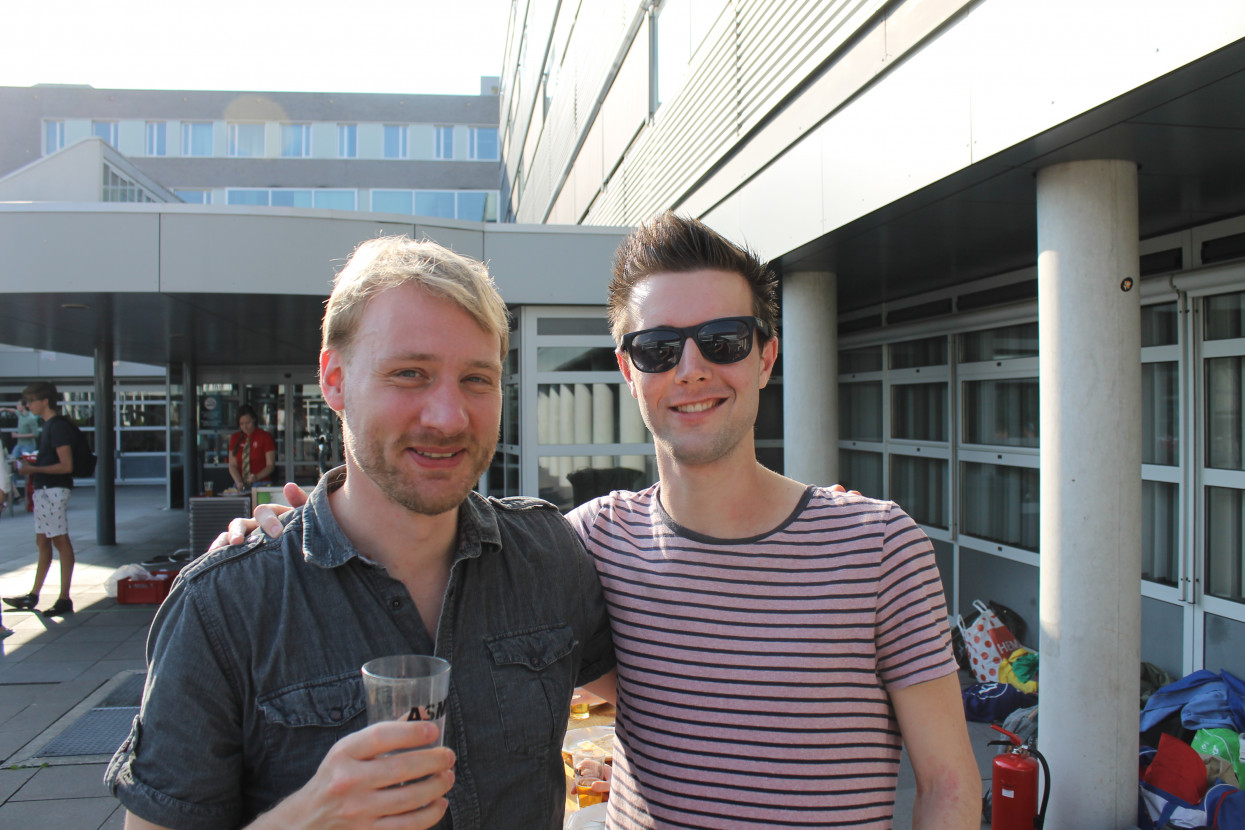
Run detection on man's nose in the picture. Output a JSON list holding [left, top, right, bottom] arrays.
[[419, 382, 471, 434], [673, 336, 709, 382]]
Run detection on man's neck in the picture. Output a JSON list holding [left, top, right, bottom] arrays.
[[655, 446, 807, 539], [327, 463, 460, 579]]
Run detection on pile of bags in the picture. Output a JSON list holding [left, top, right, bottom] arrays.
[[1138, 670, 1245, 828], [956, 599, 1040, 736]]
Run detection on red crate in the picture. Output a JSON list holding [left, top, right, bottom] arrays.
[[117, 570, 176, 604]]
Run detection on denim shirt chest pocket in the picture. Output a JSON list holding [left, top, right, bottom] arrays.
[[257, 670, 367, 777], [485, 623, 577, 756]]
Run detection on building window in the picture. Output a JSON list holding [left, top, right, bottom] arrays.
[[383, 125, 408, 159], [44, 120, 65, 155], [313, 189, 357, 210], [102, 164, 156, 202], [271, 189, 313, 208], [146, 122, 166, 156], [469, 127, 498, 160], [338, 124, 357, 158], [456, 191, 498, 222], [435, 126, 454, 159], [416, 190, 456, 218], [281, 124, 311, 158], [92, 120, 118, 147], [226, 189, 270, 206], [371, 190, 413, 214], [181, 122, 214, 156], [228, 123, 265, 157], [174, 189, 210, 204]]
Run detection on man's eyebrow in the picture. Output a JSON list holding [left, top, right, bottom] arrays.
[[381, 353, 502, 372]]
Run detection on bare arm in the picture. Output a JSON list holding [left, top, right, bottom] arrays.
[[20, 443, 72, 477], [123, 721, 454, 830], [581, 669, 618, 705], [891, 672, 981, 828]]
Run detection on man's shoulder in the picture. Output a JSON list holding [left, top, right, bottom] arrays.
[[44, 415, 75, 444], [177, 512, 304, 586]]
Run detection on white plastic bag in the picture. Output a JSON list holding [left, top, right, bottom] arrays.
[[105, 563, 153, 598]]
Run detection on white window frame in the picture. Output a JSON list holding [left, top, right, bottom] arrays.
[[468, 126, 498, 160], [383, 124, 408, 159], [434, 126, 454, 160], [92, 120, 118, 146], [43, 120, 65, 155], [227, 122, 265, 158], [145, 122, 167, 156], [181, 122, 214, 157]]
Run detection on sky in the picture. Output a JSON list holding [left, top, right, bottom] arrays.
[[1, 0, 513, 96]]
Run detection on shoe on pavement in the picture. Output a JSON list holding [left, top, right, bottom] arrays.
[[41, 598, 74, 617], [0, 627, 13, 640], [2, 593, 38, 610]]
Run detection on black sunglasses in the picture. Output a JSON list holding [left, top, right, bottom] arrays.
[[620, 316, 771, 374]]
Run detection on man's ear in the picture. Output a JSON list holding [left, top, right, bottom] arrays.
[[758, 335, 779, 389], [319, 349, 346, 412], [616, 349, 640, 399]]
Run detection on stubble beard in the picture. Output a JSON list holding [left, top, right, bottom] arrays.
[[342, 417, 496, 516]]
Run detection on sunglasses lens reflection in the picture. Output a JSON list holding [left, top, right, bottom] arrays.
[[627, 318, 756, 372]]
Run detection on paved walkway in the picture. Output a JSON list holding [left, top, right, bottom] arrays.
[[0, 485, 999, 828]]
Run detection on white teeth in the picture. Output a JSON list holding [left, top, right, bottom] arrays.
[[416, 450, 456, 458], [675, 401, 716, 413]]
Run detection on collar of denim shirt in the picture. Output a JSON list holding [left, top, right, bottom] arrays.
[[299, 466, 503, 569]]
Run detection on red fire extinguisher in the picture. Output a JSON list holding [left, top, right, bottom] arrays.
[[988, 725, 1050, 829]]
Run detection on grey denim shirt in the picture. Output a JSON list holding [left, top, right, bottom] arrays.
[[106, 468, 615, 830]]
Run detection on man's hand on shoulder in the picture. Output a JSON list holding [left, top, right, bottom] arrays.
[[208, 482, 309, 552], [252, 721, 455, 830]]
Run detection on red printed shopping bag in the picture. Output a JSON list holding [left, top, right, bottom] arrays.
[[956, 599, 1024, 683]]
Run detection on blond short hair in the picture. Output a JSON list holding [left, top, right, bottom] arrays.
[[323, 236, 510, 357]]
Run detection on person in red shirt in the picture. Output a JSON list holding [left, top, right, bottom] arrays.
[[227, 405, 276, 490]]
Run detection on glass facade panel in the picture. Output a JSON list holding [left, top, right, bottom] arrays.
[[1206, 486, 1245, 603], [840, 382, 882, 442], [840, 449, 882, 500], [338, 123, 357, 158], [371, 190, 414, 214], [1142, 480, 1178, 587], [503, 384, 519, 445], [1142, 302, 1178, 347], [415, 191, 455, 218], [960, 461, 1040, 551], [1206, 292, 1245, 341], [889, 336, 948, 369], [537, 347, 617, 371], [174, 189, 209, 204], [383, 125, 408, 159], [227, 189, 269, 206], [314, 190, 357, 210], [281, 124, 310, 157], [146, 122, 166, 156], [756, 384, 783, 441], [1143, 362, 1179, 466], [891, 383, 947, 442], [840, 346, 882, 374], [537, 318, 610, 336], [470, 127, 498, 159], [536, 383, 650, 445], [538, 455, 657, 511], [228, 123, 264, 157], [1206, 356, 1244, 470], [890, 455, 948, 529], [962, 379, 1039, 447], [457, 191, 496, 222], [960, 322, 1039, 362], [271, 190, 313, 208], [44, 120, 65, 154], [435, 126, 454, 159], [120, 431, 167, 453], [181, 122, 213, 156], [92, 120, 118, 146]]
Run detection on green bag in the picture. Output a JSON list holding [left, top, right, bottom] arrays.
[[1191, 728, 1244, 785]]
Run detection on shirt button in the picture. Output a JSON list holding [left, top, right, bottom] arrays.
[[390, 599, 401, 610], [329, 708, 342, 722]]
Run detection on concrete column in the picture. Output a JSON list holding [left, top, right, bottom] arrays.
[[591, 383, 614, 469], [94, 314, 116, 546], [182, 361, 199, 509], [781, 270, 839, 485], [1036, 159, 1141, 829]]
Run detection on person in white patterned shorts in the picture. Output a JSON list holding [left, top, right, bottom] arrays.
[[3, 382, 76, 617]]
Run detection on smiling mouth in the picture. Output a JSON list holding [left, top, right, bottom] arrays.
[[672, 400, 720, 413], [413, 449, 461, 459]]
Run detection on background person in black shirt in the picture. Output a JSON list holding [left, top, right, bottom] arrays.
[[3, 382, 76, 617]]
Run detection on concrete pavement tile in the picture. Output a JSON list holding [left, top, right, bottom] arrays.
[[0, 794, 119, 827], [11, 762, 111, 800], [0, 642, 47, 663], [0, 660, 93, 684], [0, 702, 30, 728], [78, 610, 158, 628], [0, 767, 36, 802], [57, 624, 134, 644], [100, 803, 127, 829], [100, 639, 146, 661], [23, 641, 126, 664]]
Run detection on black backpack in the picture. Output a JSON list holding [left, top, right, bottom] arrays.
[[52, 415, 98, 478]]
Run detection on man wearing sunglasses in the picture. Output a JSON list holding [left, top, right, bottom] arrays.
[[563, 212, 980, 829]]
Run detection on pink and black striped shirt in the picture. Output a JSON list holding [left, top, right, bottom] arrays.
[[567, 484, 956, 830]]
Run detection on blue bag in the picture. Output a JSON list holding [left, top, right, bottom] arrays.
[[961, 682, 1038, 723]]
